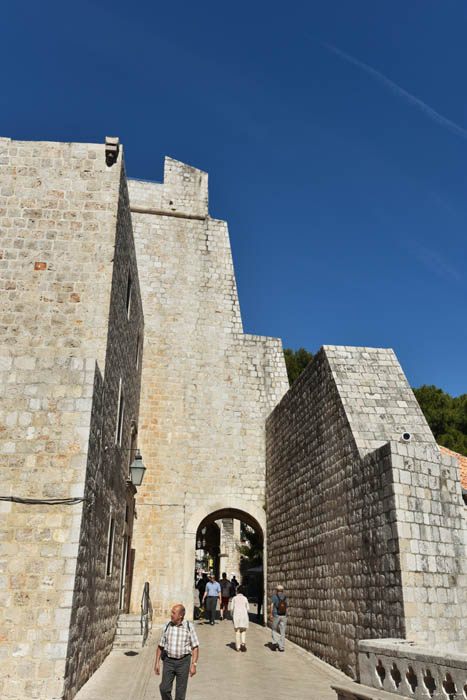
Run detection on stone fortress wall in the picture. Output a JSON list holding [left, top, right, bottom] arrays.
[[63, 162, 144, 698], [0, 138, 144, 699], [127, 159, 289, 619], [266, 346, 467, 678], [1, 136, 466, 700]]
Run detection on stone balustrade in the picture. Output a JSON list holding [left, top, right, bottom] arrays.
[[332, 682, 410, 700], [358, 639, 467, 700]]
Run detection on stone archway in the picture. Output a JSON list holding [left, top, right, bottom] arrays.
[[181, 500, 267, 618], [185, 498, 266, 537], [196, 508, 264, 543]]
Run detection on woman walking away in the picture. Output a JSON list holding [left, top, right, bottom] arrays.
[[231, 586, 249, 652]]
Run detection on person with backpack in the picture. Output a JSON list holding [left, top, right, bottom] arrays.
[[268, 584, 287, 652], [154, 604, 199, 700]]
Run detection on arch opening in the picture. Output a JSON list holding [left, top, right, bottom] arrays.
[[196, 508, 264, 544], [193, 507, 265, 624]]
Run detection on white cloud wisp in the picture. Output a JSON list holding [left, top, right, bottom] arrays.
[[322, 41, 467, 142]]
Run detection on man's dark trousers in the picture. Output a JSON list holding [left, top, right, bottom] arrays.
[[205, 596, 217, 624], [160, 655, 191, 700]]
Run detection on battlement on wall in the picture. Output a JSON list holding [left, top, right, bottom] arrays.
[[129, 157, 209, 218]]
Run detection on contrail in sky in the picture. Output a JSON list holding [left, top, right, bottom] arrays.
[[322, 41, 467, 142]]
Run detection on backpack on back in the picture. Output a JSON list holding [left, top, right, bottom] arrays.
[[277, 595, 287, 615]]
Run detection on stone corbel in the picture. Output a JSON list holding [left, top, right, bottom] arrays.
[[105, 136, 120, 166]]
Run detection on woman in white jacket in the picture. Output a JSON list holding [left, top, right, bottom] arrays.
[[231, 586, 249, 652]]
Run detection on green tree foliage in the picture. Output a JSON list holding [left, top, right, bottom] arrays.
[[283, 347, 314, 385], [283, 348, 467, 456], [238, 523, 263, 573], [413, 385, 467, 455]]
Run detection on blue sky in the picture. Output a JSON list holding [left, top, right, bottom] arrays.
[[2, 1, 466, 395]]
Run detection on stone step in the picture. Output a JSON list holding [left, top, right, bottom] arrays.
[[112, 613, 147, 650], [116, 626, 141, 635], [113, 635, 145, 650], [114, 633, 143, 641], [113, 633, 144, 642], [117, 614, 141, 622], [117, 618, 142, 628]]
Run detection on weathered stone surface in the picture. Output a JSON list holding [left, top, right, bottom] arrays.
[[0, 138, 144, 699], [324, 345, 434, 456], [266, 346, 467, 679], [219, 518, 241, 579], [127, 159, 289, 620], [358, 638, 467, 700]]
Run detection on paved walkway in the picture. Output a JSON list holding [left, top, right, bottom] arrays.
[[75, 613, 350, 700]]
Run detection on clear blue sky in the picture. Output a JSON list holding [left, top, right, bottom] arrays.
[[2, 1, 466, 395]]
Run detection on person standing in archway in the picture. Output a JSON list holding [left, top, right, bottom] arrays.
[[219, 572, 233, 621], [196, 572, 208, 609], [269, 584, 287, 652], [202, 574, 221, 625]]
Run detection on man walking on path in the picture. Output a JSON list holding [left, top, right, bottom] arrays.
[[202, 574, 221, 625], [269, 584, 287, 651], [154, 604, 199, 700], [219, 572, 233, 621]]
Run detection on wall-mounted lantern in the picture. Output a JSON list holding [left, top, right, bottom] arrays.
[[129, 450, 146, 487]]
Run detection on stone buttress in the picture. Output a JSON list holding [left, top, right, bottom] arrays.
[[266, 345, 467, 678]]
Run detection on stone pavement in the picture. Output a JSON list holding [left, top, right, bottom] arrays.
[[75, 614, 351, 700]]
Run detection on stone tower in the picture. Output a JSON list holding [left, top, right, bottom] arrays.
[[0, 137, 144, 699], [128, 159, 289, 619]]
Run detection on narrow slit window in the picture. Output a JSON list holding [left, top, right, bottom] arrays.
[[135, 332, 140, 368], [106, 516, 115, 576], [126, 270, 132, 318], [115, 379, 124, 446]]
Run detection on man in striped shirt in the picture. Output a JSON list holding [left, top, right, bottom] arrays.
[[155, 604, 199, 700]]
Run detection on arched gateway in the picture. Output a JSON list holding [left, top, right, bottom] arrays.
[[126, 160, 289, 621], [187, 502, 265, 612]]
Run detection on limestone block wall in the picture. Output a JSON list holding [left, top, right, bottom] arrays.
[[63, 166, 144, 699], [266, 347, 406, 677], [390, 442, 467, 648], [325, 347, 467, 649], [325, 346, 434, 455], [219, 519, 241, 578], [266, 346, 467, 678], [128, 159, 289, 620], [0, 137, 143, 700]]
